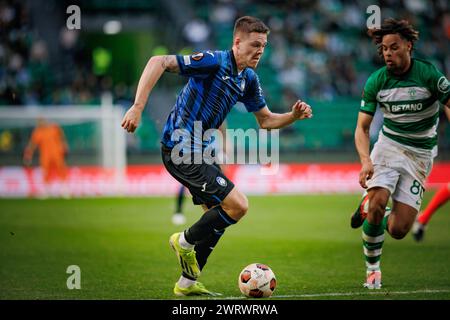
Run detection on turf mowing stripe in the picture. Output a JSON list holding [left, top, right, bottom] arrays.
[[215, 289, 450, 299]]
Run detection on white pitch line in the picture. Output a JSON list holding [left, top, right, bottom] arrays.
[[214, 289, 450, 300]]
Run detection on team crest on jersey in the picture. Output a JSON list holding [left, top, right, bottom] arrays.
[[216, 176, 227, 187], [191, 52, 204, 61], [437, 76, 449, 93]]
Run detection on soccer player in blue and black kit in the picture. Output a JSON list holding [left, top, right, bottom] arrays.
[[122, 16, 313, 296]]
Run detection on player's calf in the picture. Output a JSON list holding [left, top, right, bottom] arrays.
[[388, 228, 408, 239], [351, 190, 390, 229]]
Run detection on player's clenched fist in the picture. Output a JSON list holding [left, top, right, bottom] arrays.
[[292, 100, 313, 120], [121, 105, 142, 133]]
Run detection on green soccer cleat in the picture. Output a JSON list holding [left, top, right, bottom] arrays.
[[173, 281, 222, 297], [169, 232, 201, 279]]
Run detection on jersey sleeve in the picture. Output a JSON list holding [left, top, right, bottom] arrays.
[[239, 71, 267, 112], [428, 64, 450, 105], [359, 73, 379, 115], [176, 50, 220, 78]]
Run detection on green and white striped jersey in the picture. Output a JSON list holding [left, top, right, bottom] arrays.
[[360, 58, 449, 155]]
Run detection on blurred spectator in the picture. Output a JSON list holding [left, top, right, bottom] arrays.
[[27, 40, 54, 104]]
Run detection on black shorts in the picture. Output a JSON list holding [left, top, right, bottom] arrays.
[[161, 145, 234, 208]]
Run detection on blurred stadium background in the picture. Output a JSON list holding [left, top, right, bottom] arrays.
[[0, 0, 449, 197]]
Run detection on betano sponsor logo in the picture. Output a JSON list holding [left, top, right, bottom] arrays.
[[388, 103, 423, 113]]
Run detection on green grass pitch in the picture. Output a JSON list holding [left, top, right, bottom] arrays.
[[1, 194, 449, 300]]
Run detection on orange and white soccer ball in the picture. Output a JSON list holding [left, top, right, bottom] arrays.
[[238, 263, 276, 298]]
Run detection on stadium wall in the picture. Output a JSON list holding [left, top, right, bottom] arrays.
[[1, 163, 449, 198]]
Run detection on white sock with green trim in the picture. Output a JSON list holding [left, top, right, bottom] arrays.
[[366, 261, 381, 272]]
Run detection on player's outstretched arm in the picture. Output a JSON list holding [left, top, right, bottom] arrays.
[[121, 55, 179, 133], [354, 112, 374, 189], [253, 100, 312, 129]]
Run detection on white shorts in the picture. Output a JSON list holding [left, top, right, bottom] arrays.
[[367, 137, 433, 211]]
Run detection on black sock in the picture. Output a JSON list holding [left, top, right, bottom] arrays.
[[184, 206, 236, 244], [182, 229, 225, 280], [196, 229, 225, 270]]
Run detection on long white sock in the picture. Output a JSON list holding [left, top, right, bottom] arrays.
[[366, 261, 380, 272], [177, 275, 196, 288]]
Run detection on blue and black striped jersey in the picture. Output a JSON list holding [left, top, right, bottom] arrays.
[[161, 50, 267, 150]]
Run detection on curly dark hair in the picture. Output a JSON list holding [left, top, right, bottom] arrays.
[[367, 18, 419, 56]]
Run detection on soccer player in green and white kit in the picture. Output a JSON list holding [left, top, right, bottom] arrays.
[[351, 18, 450, 289]]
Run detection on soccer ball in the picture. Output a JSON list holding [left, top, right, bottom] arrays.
[[238, 263, 276, 298]]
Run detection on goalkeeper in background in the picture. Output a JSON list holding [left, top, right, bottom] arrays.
[[23, 118, 70, 198]]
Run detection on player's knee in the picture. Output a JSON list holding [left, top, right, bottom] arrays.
[[390, 231, 407, 240], [388, 225, 408, 239], [228, 195, 248, 220], [234, 196, 249, 218], [222, 189, 249, 221], [239, 196, 249, 215]]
